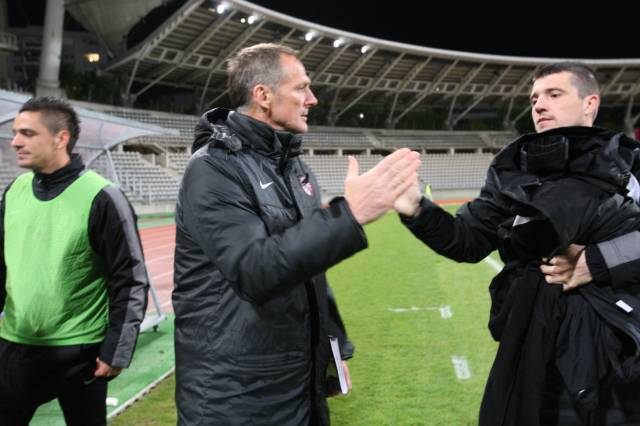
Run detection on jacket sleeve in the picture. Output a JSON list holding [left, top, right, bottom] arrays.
[[88, 187, 149, 368], [0, 187, 6, 312], [586, 231, 640, 290], [326, 285, 355, 359], [180, 156, 368, 305], [0, 181, 16, 313], [399, 187, 508, 263], [307, 165, 355, 359]]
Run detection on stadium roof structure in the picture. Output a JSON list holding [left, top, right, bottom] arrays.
[[104, 0, 640, 130], [0, 89, 178, 165]]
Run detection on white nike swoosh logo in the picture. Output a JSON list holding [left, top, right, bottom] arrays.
[[259, 180, 274, 189]]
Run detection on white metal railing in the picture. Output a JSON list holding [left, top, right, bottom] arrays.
[[119, 170, 178, 204]]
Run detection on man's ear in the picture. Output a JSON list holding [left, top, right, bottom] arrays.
[[55, 129, 71, 152], [252, 84, 272, 111], [584, 93, 600, 124]]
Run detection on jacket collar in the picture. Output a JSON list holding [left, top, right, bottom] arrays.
[[493, 126, 640, 191], [193, 108, 302, 170], [33, 153, 84, 185], [32, 154, 85, 201]]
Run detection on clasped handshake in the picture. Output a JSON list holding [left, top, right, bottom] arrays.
[[343, 148, 422, 225]]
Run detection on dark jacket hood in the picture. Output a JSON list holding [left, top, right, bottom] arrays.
[[192, 108, 302, 167]]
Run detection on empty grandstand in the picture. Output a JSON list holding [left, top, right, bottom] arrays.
[[0, 98, 502, 208], [90, 151, 180, 204], [1, 98, 509, 206], [88, 102, 512, 203]]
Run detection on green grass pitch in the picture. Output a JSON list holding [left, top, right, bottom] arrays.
[[112, 208, 499, 425]]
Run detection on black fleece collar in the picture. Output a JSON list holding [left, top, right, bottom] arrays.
[[32, 154, 85, 201], [194, 108, 302, 171]]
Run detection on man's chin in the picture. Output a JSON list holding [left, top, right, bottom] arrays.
[[16, 160, 35, 170], [536, 122, 557, 133], [289, 123, 308, 134]]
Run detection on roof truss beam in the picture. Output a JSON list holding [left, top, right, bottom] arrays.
[[450, 65, 512, 127], [334, 53, 406, 121], [392, 59, 458, 125]]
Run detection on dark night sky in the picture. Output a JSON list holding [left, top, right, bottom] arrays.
[[6, 0, 640, 59], [251, 1, 640, 59]]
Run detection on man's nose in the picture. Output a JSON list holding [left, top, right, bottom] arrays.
[[533, 97, 547, 113], [306, 88, 318, 107], [11, 135, 23, 148]]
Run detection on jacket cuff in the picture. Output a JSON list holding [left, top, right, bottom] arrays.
[[340, 339, 355, 360], [99, 325, 139, 368], [329, 196, 367, 242], [399, 197, 438, 229], [585, 244, 610, 287]]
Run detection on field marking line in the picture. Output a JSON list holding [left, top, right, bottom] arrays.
[[387, 305, 452, 319], [483, 255, 503, 272], [451, 355, 471, 380], [107, 367, 175, 419]]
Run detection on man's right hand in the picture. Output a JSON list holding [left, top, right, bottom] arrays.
[[394, 178, 422, 217], [541, 244, 591, 291], [94, 357, 122, 378], [344, 148, 421, 225]]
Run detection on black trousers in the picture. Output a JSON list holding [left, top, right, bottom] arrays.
[[0, 338, 107, 426]]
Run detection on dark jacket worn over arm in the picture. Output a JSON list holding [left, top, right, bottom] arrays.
[[401, 127, 640, 426], [586, 231, 640, 290], [584, 134, 640, 290]]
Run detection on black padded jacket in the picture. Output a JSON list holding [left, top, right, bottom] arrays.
[[172, 109, 366, 426], [402, 126, 640, 425]]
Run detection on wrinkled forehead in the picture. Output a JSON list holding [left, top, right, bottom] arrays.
[[530, 71, 577, 96]]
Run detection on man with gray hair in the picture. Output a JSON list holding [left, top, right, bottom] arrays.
[[172, 43, 420, 425]]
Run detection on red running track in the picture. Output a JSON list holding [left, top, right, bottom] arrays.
[[140, 224, 176, 314]]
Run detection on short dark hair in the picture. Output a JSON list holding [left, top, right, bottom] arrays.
[[533, 62, 600, 98], [226, 43, 299, 109], [19, 96, 80, 153]]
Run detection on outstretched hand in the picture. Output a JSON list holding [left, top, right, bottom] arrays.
[[394, 178, 422, 216], [344, 148, 420, 225]]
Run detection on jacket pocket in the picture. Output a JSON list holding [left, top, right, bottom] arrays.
[[232, 351, 306, 371]]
